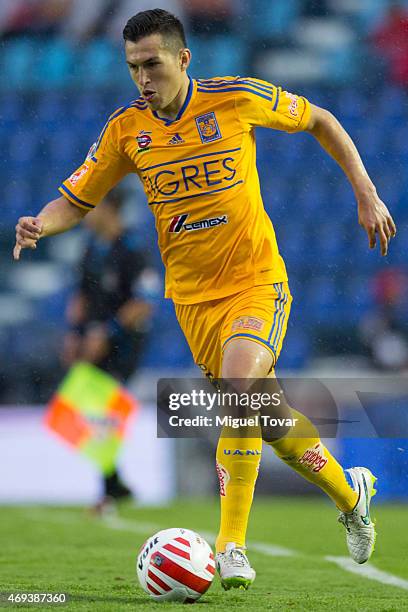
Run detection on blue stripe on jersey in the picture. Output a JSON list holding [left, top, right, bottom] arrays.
[[272, 87, 280, 111], [271, 296, 288, 348], [140, 147, 241, 172], [95, 106, 124, 147], [242, 78, 274, 93], [133, 97, 148, 108], [198, 79, 273, 95], [60, 184, 95, 209], [152, 111, 172, 126], [95, 103, 140, 153], [153, 76, 193, 125], [197, 86, 273, 102], [267, 284, 283, 346], [222, 333, 277, 358], [149, 179, 244, 205], [197, 78, 240, 83], [270, 308, 286, 359], [268, 283, 289, 349], [175, 76, 193, 121]]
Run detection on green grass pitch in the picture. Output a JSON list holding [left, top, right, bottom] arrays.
[[1, 497, 407, 611]]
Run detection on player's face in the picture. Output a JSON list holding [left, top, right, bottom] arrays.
[[125, 34, 189, 112]]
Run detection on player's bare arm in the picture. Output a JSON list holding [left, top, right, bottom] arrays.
[[13, 195, 88, 261], [306, 104, 397, 256]]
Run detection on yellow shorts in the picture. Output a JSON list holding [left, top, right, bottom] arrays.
[[175, 282, 292, 380]]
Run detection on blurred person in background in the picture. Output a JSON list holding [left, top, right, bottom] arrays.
[[62, 0, 185, 43], [34, 0, 71, 36], [62, 188, 154, 510], [1, 0, 117, 41], [301, 0, 330, 18], [181, 0, 238, 35], [61, 0, 112, 42], [359, 268, 408, 372], [0, 0, 71, 38], [0, 0, 24, 37], [370, 2, 408, 87], [0, 0, 40, 38], [108, 0, 184, 41]]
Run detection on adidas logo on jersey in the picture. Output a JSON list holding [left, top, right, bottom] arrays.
[[167, 133, 184, 145]]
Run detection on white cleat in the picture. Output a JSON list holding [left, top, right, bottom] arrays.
[[215, 542, 256, 590], [338, 467, 377, 564]]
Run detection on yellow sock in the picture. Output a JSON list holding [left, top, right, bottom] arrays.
[[268, 408, 357, 512], [215, 432, 262, 553]]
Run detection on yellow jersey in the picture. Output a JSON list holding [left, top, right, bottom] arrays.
[[59, 76, 311, 304]]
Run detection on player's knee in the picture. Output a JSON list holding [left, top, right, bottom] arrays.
[[221, 378, 253, 397], [222, 338, 273, 381]]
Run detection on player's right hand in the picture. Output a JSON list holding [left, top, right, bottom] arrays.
[[13, 216, 43, 260]]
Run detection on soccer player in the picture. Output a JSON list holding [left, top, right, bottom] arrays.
[[14, 9, 396, 591]]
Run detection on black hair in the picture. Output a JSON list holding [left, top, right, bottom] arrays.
[[123, 9, 187, 50]]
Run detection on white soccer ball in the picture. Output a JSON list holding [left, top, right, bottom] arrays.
[[137, 528, 215, 603]]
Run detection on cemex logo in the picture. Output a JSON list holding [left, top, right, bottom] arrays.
[[168, 214, 228, 233]]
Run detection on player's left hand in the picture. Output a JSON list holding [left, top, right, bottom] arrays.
[[357, 191, 396, 256]]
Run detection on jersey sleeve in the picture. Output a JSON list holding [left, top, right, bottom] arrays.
[[59, 112, 134, 211], [235, 77, 311, 133]]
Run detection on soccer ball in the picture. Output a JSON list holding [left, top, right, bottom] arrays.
[[137, 528, 215, 603]]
